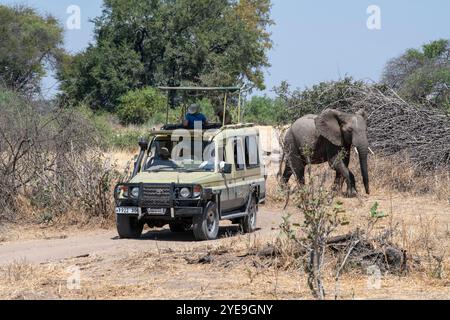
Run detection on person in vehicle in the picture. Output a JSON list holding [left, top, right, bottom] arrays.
[[147, 147, 178, 171], [183, 103, 208, 129]]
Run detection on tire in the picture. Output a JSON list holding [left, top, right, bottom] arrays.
[[193, 202, 219, 241], [240, 195, 257, 233], [116, 215, 144, 239], [169, 223, 190, 233]]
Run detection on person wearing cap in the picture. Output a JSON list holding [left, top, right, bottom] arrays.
[[183, 103, 208, 129]]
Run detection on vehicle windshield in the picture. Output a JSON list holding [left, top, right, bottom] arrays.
[[144, 138, 216, 173]]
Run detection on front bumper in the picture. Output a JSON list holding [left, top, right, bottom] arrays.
[[115, 206, 203, 219], [114, 183, 214, 219]]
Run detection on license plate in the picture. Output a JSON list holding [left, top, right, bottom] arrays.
[[147, 208, 166, 215], [115, 207, 141, 215]]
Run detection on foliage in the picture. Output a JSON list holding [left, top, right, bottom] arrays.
[[382, 39, 450, 112], [242, 95, 284, 125], [117, 87, 167, 125], [279, 147, 348, 299], [110, 129, 147, 150], [370, 202, 388, 219], [58, 0, 274, 110], [0, 5, 64, 95], [0, 87, 118, 222], [58, 42, 145, 112]]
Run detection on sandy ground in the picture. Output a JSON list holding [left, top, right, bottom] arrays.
[[0, 192, 449, 300], [0, 208, 280, 266]]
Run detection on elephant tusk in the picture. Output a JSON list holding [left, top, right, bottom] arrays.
[[354, 147, 359, 155], [368, 147, 375, 155]]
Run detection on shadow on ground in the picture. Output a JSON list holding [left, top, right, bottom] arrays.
[[111, 225, 261, 242]]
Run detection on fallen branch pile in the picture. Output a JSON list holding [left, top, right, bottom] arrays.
[[342, 85, 450, 170], [280, 80, 450, 170], [252, 230, 412, 274]]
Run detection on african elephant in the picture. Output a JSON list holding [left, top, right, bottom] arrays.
[[280, 108, 370, 197]]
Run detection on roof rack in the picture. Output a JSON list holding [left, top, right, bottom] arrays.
[[157, 86, 243, 126]]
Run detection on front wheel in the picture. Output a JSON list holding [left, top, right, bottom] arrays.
[[240, 195, 257, 233], [193, 202, 219, 241], [116, 215, 144, 239]]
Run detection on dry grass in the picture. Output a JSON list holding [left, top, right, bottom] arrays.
[[0, 239, 448, 300], [1, 149, 449, 299]]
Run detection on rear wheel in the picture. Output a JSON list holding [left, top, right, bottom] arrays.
[[193, 202, 219, 241], [116, 215, 144, 239], [240, 195, 257, 233]]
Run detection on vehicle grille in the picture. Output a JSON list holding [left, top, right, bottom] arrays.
[[141, 185, 171, 208]]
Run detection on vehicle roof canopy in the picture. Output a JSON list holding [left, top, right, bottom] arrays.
[[157, 86, 244, 127]]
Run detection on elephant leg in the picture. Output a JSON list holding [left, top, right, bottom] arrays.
[[332, 172, 344, 193], [333, 148, 350, 193], [329, 156, 356, 198], [290, 154, 305, 185], [281, 161, 293, 185]]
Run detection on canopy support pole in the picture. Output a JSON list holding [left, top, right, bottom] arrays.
[[165, 91, 170, 125], [237, 91, 242, 123], [223, 92, 228, 127]]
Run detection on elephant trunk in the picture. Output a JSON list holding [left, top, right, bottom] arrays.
[[357, 146, 370, 195]]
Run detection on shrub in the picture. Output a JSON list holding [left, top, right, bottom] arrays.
[[242, 95, 284, 125], [0, 87, 119, 223], [110, 129, 145, 150], [116, 87, 166, 125]]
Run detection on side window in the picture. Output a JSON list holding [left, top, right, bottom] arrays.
[[233, 137, 245, 171], [217, 139, 227, 163], [245, 135, 260, 168]]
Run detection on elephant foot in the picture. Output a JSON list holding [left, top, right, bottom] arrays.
[[345, 188, 358, 198], [331, 185, 344, 195]]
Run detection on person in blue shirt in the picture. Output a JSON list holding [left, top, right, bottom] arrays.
[[183, 103, 208, 129]]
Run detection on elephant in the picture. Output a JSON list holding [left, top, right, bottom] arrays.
[[280, 108, 370, 197]]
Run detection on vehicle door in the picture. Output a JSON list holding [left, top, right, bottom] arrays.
[[232, 136, 247, 209]]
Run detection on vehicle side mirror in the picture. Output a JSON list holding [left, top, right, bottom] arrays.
[[138, 137, 149, 151], [219, 161, 232, 174]]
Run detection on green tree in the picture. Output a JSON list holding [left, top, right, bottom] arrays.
[[116, 87, 167, 125], [382, 39, 450, 111], [0, 5, 64, 94], [58, 0, 273, 111], [242, 95, 283, 125], [58, 42, 145, 112]]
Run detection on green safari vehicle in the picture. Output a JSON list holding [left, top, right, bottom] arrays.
[[114, 87, 266, 241]]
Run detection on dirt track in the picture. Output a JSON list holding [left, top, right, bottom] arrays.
[[0, 207, 282, 266]]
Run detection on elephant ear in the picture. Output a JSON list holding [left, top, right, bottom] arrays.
[[314, 109, 344, 146]]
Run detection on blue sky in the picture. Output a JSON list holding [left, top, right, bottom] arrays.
[[1, 0, 450, 97]]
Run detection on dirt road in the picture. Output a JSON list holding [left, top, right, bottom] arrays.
[[0, 207, 282, 266]]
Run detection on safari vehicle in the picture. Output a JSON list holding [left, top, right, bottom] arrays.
[[114, 87, 266, 241]]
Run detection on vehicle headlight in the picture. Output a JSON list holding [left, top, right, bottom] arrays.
[[193, 185, 202, 198], [130, 187, 140, 198], [116, 185, 129, 198], [180, 187, 191, 198]]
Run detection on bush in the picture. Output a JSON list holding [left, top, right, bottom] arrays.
[[242, 95, 284, 125], [110, 129, 146, 150], [0, 87, 119, 223], [116, 87, 166, 125]]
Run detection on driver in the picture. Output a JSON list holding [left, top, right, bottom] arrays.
[[148, 147, 178, 170]]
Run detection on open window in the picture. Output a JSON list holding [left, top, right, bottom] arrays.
[[233, 137, 245, 171], [245, 135, 260, 168]]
